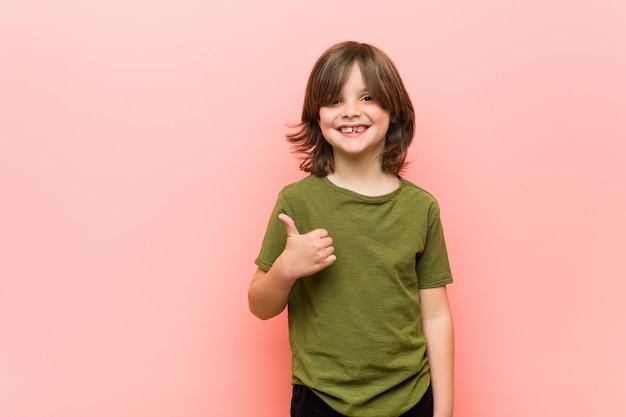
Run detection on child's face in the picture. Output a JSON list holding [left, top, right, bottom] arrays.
[[319, 64, 390, 163]]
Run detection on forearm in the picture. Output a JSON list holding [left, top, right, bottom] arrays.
[[248, 261, 296, 320], [422, 312, 454, 417]]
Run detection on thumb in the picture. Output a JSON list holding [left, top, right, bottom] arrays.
[[278, 213, 300, 237]]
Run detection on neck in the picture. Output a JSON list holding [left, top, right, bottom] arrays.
[[328, 156, 399, 196]]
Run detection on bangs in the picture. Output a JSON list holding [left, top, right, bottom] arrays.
[[357, 55, 397, 112], [315, 58, 357, 107], [311, 49, 397, 113]]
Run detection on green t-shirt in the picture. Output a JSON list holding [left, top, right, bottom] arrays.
[[256, 175, 453, 417]]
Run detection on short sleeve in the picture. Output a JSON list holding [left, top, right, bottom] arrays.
[[415, 201, 453, 288], [255, 192, 291, 272]]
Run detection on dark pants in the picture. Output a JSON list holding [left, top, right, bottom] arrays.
[[290, 384, 433, 417]]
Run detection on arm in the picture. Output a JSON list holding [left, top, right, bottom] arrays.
[[420, 286, 454, 417], [248, 213, 336, 320], [247, 266, 295, 320]]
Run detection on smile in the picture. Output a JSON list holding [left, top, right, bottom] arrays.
[[340, 126, 366, 133]]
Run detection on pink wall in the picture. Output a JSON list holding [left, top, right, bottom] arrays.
[[1, 1, 625, 416]]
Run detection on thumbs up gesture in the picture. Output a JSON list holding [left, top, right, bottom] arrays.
[[276, 213, 336, 281]]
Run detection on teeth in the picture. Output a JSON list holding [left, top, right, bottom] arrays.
[[341, 126, 365, 133]]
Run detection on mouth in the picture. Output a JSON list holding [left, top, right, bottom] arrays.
[[338, 125, 367, 134]]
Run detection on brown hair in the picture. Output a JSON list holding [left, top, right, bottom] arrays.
[[287, 41, 415, 176]]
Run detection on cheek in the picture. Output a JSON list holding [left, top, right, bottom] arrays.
[[376, 112, 391, 129], [318, 111, 333, 129], [379, 109, 391, 124]]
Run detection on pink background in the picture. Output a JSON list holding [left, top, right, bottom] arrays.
[[1, 1, 625, 416]]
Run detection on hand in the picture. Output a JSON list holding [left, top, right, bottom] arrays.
[[276, 213, 336, 281]]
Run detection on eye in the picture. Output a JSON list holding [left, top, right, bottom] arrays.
[[331, 98, 342, 105], [362, 95, 373, 102]]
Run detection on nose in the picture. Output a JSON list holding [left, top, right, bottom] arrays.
[[342, 100, 361, 118]]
